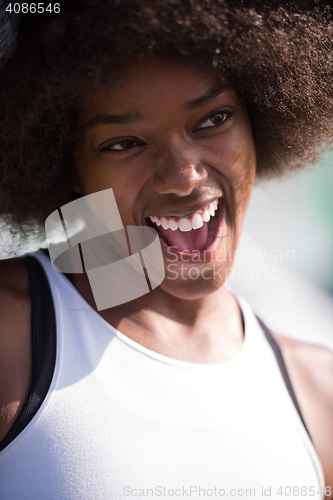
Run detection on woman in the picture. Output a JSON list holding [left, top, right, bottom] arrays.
[[0, 1, 332, 498]]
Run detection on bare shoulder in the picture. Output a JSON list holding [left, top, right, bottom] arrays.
[[272, 332, 333, 498], [273, 332, 333, 409], [0, 257, 32, 443], [273, 332, 333, 388], [0, 256, 30, 292], [0, 257, 31, 331]]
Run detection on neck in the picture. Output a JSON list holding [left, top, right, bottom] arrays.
[[74, 273, 244, 364]]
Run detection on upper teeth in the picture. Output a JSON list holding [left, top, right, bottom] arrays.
[[149, 199, 219, 232]]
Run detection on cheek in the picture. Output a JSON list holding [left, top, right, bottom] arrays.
[[74, 151, 141, 200], [204, 130, 256, 207], [73, 161, 140, 227], [232, 150, 256, 216], [203, 117, 255, 175]]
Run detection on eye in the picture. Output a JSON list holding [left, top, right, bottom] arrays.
[[100, 138, 143, 153], [195, 111, 230, 130]]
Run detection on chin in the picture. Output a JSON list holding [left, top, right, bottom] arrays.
[[159, 260, 231, 301]]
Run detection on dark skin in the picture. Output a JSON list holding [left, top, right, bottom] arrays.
[[73, 56, 254, 363], [0, 57, 332, 496]]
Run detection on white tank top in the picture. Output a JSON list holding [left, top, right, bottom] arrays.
[[0, 250, 325, 499]]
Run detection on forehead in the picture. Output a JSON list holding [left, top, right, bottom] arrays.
[[77, 56, 235, 125]]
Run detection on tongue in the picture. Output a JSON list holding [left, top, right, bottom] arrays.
[[157, 222, 209, 252]]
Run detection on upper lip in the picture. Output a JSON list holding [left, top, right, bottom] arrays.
[[145, 197, 221, 221]]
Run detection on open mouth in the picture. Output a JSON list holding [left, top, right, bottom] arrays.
[[146, 198, 223, 255]]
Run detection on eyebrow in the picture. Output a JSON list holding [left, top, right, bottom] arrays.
[[82, 83, 232, 131], [183, 83, 233, 111], [82, 110, 144, 131]]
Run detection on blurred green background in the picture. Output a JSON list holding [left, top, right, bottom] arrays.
[[243, 151, 333, 296], [228, 150, 333, 347]]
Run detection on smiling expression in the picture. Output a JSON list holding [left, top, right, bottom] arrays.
[[74, 56, 256, 300]]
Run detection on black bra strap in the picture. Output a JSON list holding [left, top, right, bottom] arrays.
[[40, 247, 75, 286], [255, 315, 311, 439], [0, 255, 56, 452]]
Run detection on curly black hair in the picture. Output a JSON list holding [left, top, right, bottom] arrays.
[[0, 0, 332, 239]]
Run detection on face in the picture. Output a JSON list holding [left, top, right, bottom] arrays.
[[74, 56, 256, 301]]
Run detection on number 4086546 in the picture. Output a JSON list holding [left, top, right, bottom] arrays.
[[5, 3, 60, 14], [277, 486, 331, 497]]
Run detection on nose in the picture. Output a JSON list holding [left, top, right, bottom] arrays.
[[153, 140, 208, 196]]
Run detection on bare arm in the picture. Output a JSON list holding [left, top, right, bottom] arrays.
[[0, 258, 32, 443]]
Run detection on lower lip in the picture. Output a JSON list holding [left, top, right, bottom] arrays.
[[158, 201, 225, 265]]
